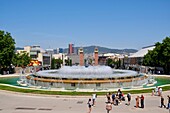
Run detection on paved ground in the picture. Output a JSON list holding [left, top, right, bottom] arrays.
[[0, 90, 169, 113]]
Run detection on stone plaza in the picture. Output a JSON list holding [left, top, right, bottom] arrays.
[[0, 90, 169, 113]]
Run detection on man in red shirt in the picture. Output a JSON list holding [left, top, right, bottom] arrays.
[[140, 95, 144, 108]]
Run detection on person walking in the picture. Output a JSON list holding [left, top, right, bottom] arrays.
[[106, 101, 112, 113], [87, 98, 92, 113], [160, 96, 166, 108], [140, 95, 144, 108], [92, 93, 97, 106]]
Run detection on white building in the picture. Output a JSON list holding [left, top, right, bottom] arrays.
[[128, 45, 155, 65], [23, 45, 51, 66]]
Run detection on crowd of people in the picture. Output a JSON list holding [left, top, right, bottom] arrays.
[[152, 86, 170, 110], [106, 89, 126, 106], [87, 88, 170, 113], [87, 89, 132, 113]]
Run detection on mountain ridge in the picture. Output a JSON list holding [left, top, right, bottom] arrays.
[[64, 45, 137, 54]]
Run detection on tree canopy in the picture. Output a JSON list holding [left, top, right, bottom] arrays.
[[0, 30, 15, 68], [51, 58, 63, 69], [143, 37, 170, 74], [12, 51, 31, 67], [65, 59, 72, 66], [106, 58, 120, 68]]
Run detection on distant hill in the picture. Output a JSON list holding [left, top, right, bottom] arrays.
[[64, 46, 137, 54], [15, 47, 24, 50]]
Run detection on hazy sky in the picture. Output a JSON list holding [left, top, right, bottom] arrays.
[[1, 0, 170, 50]]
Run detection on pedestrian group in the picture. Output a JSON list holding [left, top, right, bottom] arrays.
[[87, 87, 170, 113]]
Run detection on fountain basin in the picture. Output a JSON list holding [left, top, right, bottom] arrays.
[[26, 66, 148, 90]]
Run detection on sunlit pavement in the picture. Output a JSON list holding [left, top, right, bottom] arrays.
[[0, 90, 169, 113]]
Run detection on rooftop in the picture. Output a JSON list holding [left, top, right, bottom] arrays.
[[129, 46, 155, 58]]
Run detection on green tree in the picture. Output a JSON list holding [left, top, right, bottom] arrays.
[[65, 58, 72, 66], [69, 59, 72, 66], [51, 58, 63, 69], [0, 30, 15, 73], [56, 58, 63, 69], [12, 51, 31, 67], [51, 58, 56, 69], [106, 58, 119, 68], [106, 58, 113, 66], [143, 37, 170, 74], [117, 59, 121, 69]]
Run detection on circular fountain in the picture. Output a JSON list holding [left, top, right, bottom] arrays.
[[25, 66, 149, 91]]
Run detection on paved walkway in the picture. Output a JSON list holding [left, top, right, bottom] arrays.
[[0, 90, 169, 113]]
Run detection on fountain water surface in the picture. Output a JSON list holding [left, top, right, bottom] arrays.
[[36, 66, 138, 79], [25, 66, 149, 91]]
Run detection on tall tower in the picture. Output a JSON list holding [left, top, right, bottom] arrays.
[[68, 43, 74, 55], [94, 47, 98, 66], [79, 48, 84, 66]]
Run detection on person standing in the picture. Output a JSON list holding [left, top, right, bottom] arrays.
[[167, 95, 170, 109], [115, 94, 119, 106], [159, 87, 162, 96], [87, 98, 92, 113], [112, 93, 115, 104], [151, 89, 154, 96], [106, 92, 111, 103], [140, 95, 144, 108], [160, 96, 166, 108], [127, 93, 131, 105], [106, 101, 112, 113], [117, 89, 122, 101], [155, 86, 158, 96], [136, 96, 139, 108]]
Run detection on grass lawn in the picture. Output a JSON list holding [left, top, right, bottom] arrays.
[[0, 84, 170, 96]]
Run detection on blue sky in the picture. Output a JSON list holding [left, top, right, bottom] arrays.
[[1, 0, 170, 50]]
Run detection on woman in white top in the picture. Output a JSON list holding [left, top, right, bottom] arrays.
[[92, 94, 97, 106]]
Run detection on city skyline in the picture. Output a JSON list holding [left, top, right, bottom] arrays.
[[1, 0, 170, 50]]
